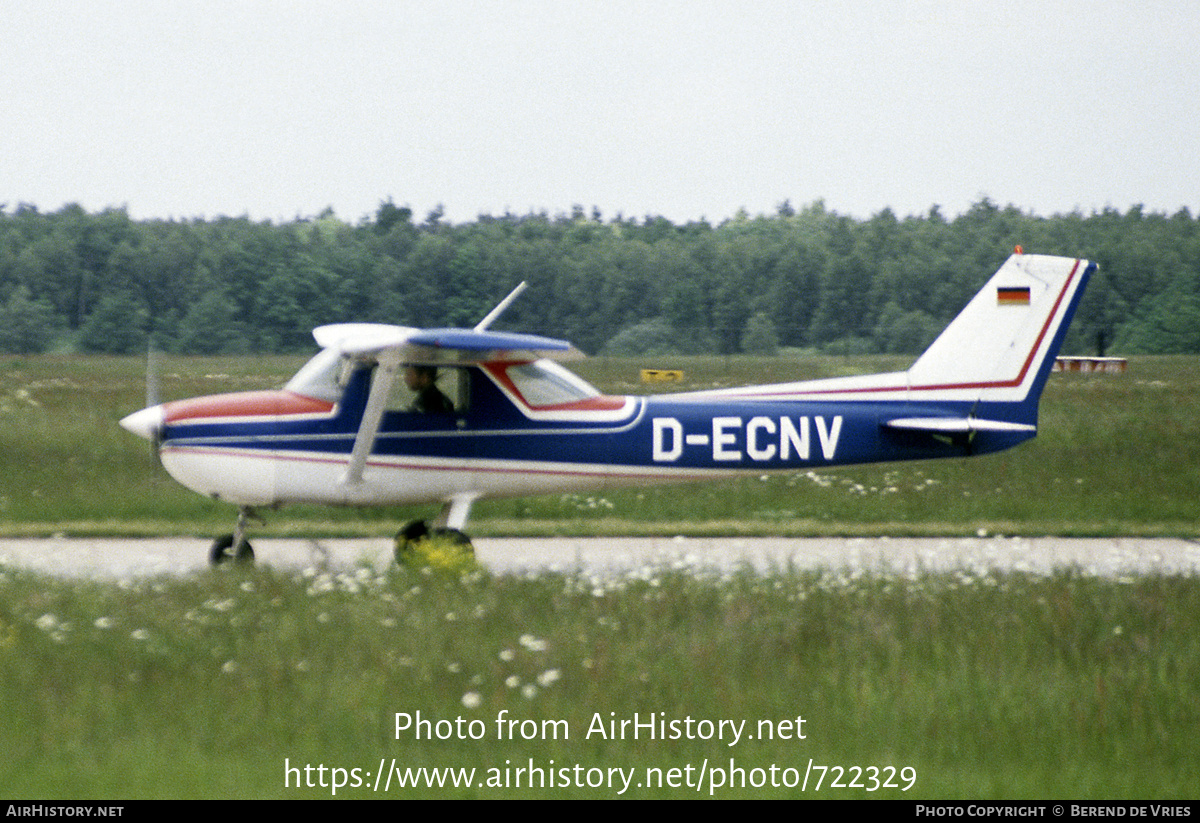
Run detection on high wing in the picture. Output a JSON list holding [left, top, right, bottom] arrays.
[[313, 323, 583, 364]]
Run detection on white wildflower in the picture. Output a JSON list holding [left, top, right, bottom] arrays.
[[519, 634, 547, 652]]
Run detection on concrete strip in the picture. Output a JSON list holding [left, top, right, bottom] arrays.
[[1, 535, 1198, 580]]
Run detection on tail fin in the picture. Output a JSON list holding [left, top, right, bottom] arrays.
[[905, 252, 1094, 421], [680, 251, 1094, 435]]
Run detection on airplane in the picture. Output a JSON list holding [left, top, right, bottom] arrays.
[[120, 250, 1094, 565]]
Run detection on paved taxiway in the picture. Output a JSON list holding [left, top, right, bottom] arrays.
[[1, 535, 1198, 580]]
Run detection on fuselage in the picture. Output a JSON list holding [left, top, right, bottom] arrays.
[[146, 357, 1025, 509]]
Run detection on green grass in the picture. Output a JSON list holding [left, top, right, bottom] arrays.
[[1, 353, 1198, 538], [2, 562, 1197, 798]]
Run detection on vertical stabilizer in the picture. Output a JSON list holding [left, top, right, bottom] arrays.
[[905, 253, 1094, 417]]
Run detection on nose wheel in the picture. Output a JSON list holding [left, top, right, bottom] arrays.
[[209, 507, 258, 565], [209, 533, 254, 565]]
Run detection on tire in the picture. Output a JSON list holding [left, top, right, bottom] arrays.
[[209, 534, 254, 565]]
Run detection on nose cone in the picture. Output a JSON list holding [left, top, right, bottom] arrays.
[[120, 404, 165, 441]]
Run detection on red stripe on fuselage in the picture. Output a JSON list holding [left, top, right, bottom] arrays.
[[164, 390, 335, 423]]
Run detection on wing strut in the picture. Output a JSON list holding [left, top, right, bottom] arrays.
[[342, 355, 399, 485]]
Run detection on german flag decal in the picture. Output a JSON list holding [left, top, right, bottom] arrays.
[[997, 285, 1031, 305]]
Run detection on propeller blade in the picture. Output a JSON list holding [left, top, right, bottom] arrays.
[[144, 341, 163, 464], [145, 341, 162, 409]]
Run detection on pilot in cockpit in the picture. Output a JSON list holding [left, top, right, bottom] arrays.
[[403, 365, 454, 413]]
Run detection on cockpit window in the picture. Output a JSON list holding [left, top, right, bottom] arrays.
[[503, 360, 601, 406], [284, 348, 349, 402]]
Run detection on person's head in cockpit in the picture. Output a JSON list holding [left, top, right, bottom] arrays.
[[404, 365, 453, 413]]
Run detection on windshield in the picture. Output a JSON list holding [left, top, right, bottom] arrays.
[[284, 348, 347, 402]]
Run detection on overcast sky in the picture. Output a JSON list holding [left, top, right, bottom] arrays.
[[5, 0, 1198, 225]]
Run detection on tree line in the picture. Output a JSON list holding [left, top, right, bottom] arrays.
[[2, 198, 1198, 356]]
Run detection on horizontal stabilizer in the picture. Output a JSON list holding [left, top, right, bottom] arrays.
[[884, 417, 1037, 434]]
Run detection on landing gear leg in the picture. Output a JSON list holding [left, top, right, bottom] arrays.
[[209, 506, 257, 566]]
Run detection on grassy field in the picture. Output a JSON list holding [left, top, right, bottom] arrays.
[[2, 560, 1198, 798], [0, 352, 1198, 538], [1, 353, 1198, 799]]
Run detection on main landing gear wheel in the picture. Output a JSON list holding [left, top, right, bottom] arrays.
[[394, 519, 474, 565], [209, 534, 254, 565]]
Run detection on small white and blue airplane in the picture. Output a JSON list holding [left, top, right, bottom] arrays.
[[121, 250, 1094, 564]]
